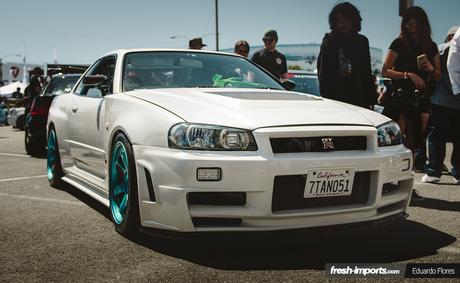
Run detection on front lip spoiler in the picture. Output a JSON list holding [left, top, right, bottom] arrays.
[[139, 212, 409, 240]]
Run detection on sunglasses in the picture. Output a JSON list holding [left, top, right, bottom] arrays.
[[405, 20, 417, 27], [263, 38, 274, 43]]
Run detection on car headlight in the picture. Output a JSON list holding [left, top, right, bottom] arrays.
[[377, 121, 402, 147], [168, 123, 258, 151]]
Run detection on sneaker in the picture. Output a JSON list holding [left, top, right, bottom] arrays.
[[453, 177, 460, 185], [411, 189, 424, 201], [421, 174, 440, 183]]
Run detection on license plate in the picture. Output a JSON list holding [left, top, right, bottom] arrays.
[[304, 168, 356, 198]]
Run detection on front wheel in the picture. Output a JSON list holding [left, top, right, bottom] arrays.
[[109, 133, 140, 236]]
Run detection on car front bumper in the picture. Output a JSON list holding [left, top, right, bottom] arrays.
[[133, 125, 414, 232]]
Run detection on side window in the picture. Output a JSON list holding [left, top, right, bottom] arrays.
[[74, 60, 100, 95], [74, 56, 116, 96]]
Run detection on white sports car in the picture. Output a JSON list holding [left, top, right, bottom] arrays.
[[47, 49, 413, 236]]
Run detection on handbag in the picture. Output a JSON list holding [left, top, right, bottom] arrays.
[[384, 88, 425, 110]]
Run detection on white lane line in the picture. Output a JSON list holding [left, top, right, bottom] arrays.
[[0, 193, 84, 206], [0, 175, 47, 183], [0, 152, 31, 158]]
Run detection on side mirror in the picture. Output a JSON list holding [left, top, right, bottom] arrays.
[[83, 75, 107, 86], [282, 79, 296, 91]]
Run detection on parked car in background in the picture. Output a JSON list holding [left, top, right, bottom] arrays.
[[287, 70, 320, 96], [8, 106, 25, 130], [25, 73, 82, 156], [47, 49, 413, 237]]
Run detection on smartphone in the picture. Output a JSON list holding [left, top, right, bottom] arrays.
[[417, 54, 429, 69]]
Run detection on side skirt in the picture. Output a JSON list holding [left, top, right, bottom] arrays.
[[62, 173, 109, 207]]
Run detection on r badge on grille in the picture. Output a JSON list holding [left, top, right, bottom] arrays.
[[321, 138, 334, 150]]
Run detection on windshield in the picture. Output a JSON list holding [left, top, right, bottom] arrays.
[[44, 75, 80, 95], [289, 73, 320, 96], [122, 51, 284, 92]]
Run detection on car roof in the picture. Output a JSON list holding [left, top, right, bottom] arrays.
[[101, 48, 241, 59]]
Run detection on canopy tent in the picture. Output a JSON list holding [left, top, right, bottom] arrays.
[[0, 81, 28, 97]]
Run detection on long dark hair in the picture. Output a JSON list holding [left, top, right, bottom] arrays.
[[234, 40, 250, 53], [400, 6, 433, 54], [328, 2, 362, 33]]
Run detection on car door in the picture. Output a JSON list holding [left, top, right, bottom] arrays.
[[68, 56, 116, 180]]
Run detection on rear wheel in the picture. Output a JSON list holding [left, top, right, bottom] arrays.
[[109, 133, 140, 236], [25, 128, 45, 156], [47, 127, 63, 187], [25, 128, 32, 155], [16, 115, 25, 130]]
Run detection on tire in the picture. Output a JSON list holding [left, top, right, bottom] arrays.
[[25, 128, 45, 157], [109, 132, 140, 236], [47, 127, 63, 187], [25, 128, 32, 155], [16, 115, 25, 130]]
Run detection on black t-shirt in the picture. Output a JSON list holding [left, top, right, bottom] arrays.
[[317, 32, 376, 107], [389, 37, 438, 91], [251, 48, 287, 79]]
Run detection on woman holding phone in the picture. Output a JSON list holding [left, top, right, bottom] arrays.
[[382, 7, 440, 178]]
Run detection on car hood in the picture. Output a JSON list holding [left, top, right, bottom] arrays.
[[127, 88, 389, 130]]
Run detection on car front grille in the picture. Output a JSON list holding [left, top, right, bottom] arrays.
[[272, 171, 371, 212], [270, 136, 367, 153]]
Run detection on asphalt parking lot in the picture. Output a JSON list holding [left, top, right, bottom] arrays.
[[0, 125, 458, 282]]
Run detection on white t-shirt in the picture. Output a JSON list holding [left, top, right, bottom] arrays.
[[447, 28, 460, 95]]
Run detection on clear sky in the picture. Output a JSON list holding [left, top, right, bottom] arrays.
[[1, 0, 459, 64]]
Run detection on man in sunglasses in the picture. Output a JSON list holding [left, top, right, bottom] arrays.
[[251, 30, 288, 80]]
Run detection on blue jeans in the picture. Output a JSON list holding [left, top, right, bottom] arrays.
[[415, 144, 427, 171], [426, 105, 460, 178]]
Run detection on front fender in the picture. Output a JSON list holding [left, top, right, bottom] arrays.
[[104, 94, 184, 151]]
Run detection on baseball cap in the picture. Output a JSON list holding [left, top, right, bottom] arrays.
[[263, 29, 278, 41]]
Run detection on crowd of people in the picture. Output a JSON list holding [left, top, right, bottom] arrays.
[[188, 2, 460, 200], [9, 2, 458, 200]]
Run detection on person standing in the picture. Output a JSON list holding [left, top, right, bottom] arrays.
[[421, 26, 460, 184], [234, 40, 250, 58], [251, 30, 288, 80], [189, 37, 206, 50], [317, 2, 376, 108], [23, 76, 42, 114], [448, 27, 460, 96], [382, 7, 441, 199], [12, 87, 23, 98]]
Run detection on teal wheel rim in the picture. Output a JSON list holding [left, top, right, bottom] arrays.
[[47, 130, 58, 181], [110, 141, 129, 225]]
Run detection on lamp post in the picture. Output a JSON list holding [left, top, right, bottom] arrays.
[[399, 0, 413, 16], [169, 35, 191, 40], [215, 0, 219, 51]]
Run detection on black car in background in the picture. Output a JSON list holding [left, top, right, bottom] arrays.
[[25, 73, 81, 155], [287, 70, 320, 96]]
